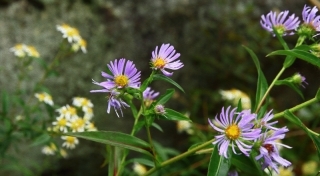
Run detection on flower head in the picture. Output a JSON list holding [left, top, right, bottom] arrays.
[[72, 97, 93, 109], [151, 43, 183, 76], [255, 127, 292, 174], [132, 162, 147, 175], [52, 116, 69, 133], [35, 92, 54, 106], [154, 104, 166, 115], [72, 38, 87, 53], [56, 24, 81, 43], [41, 143, 57, 155], [61, 136, 79, 149], [255, 110, 279, 130], [292, 73, 308, 88], [220, 89, 251, 109], [143, 87, 159, 107], [208, 106, 261, 158], [10, 44, 40, 58], [91, 58, 141, 90], [297, 5, 320, 38], [260, 10, 300, 36]]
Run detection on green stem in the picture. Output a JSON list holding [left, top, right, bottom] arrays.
[[143, 139, 215, 176], [273, 97, 318, 119], [255, 66, 286, 113], [116, 106, 143, 176], [146, 124, 158, 164]]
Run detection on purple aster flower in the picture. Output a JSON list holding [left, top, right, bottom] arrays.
[[91, 58, 141, 91], [151, 43, 183, 76], [255, 110, 279, 130], [105, 89, 129, 117], [260, 10, 300, 36], [208, 106, 261, 158], [255, 127, 292, 174], [302, 5, 320, 31], [143, 87, 159, 107]]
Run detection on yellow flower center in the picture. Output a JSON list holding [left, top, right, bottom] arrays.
[[153, 57, 166, 68], [115, 75, 129, 87], [58, 118, 67, 126], [67, 28, 79, 37], [66, 136, 76, 143], [225, 124, 240, 140]]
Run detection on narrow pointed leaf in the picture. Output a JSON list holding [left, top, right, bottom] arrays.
[[153, 74, 185, 93], [66, 131, 152, 157], [267, 49, 320, 68], [316, 88, 320, 101], [284, 110, 320, 159], [249, 150, 265, 176], [243, 45, 268, 111], [231, 154, 262, 176], [275, 80, 304, 99], [155, 89, 174, 105], [162, 108, 192, 121], [207, 147, 231, 176]]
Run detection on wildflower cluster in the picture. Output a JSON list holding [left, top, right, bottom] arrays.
[[91, 43, 182, 117], [37, 96, 97, 157], [260, 4, 320, 41], [56, 23, 87, 53], [209, 106, 291, 174], [10, 43, 40, 58]]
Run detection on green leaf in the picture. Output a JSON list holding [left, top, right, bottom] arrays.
[[283, 110, 307, 131], [66, 131, 152, 157], [316, 88, 320, 101], [153, 74, 185, 93], [267, 49, 320, 68], [30, 133, 51, 147], [275, 80, 304, 99], [155, 89, 175, 105], [207, 147, 231, 176], [308, 134, 320, 160], [243, 45, 268, 111], [231, 154, 263, 176], [162, 108, 192, 121], [125, 158, 155, 167], [249, 150, 265, 176], [284, 111, 320, 159], [151, 122, 163, 132]]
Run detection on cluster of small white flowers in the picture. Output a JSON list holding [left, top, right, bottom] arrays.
[[56, 24, 87, 53], [219, 89, 251, 109], [42, 97, 96, 157], [10, 43, 40, 58], [35, 92, 54, 106]]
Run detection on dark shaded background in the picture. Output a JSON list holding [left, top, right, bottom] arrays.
[[1, 0, 319, 175]]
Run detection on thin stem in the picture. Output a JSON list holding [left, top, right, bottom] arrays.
[[143, 139, 215, 176], [255, 66, 286, 113], [146, 125, 158, 165], [273, 97, 318, 119]]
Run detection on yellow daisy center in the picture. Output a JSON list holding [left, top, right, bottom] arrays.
[[66, 136, 76, 143], [153, 57, 166, 68], [225, 124, 240, 140], [58, 118, 67, 126], [115, 75, 129, 87]]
